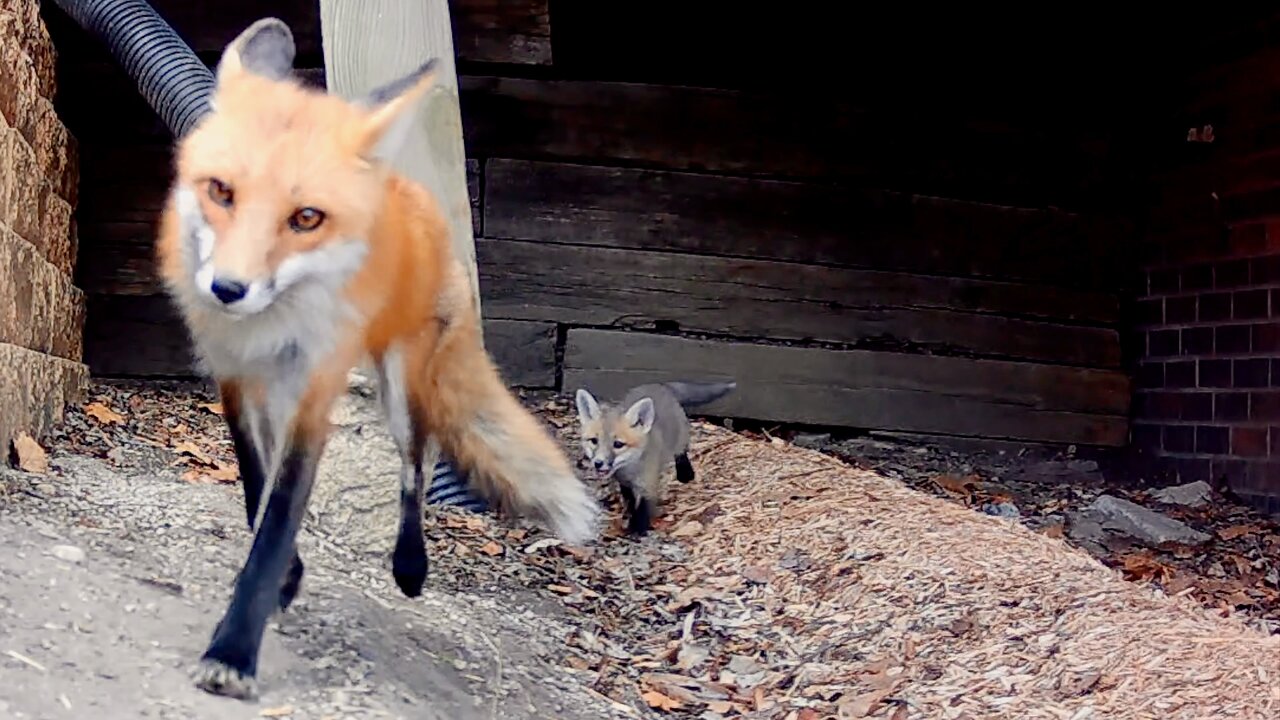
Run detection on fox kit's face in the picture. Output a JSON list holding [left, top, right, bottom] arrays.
[[574, 389, 655, 478], [167, 19, 438, 317]]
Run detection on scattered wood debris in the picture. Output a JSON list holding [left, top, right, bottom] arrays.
[[40, 381, 1280, 718]]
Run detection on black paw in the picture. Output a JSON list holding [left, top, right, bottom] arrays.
[[392, 541, 428, 598], [193, 657, 257, 700], [674, 453, 695, 483], [278, 553, 305, 611], [626, 497, 653, 536]]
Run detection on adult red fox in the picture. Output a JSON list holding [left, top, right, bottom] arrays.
[[155, 18, 600, 699]]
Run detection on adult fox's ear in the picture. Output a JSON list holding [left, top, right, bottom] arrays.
[[351, 59, 440, 164], [217, 18, 296, 85]]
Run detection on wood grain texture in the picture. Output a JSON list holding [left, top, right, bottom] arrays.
[[83, 294, 195, 377], [563, 330, 1130, 446], [84, 294, 555, 385], [476, 238, 1122, 367], [460, 80, 1120, 209], [449, 0, 551, 65], [482, 318, 556, 387], [482, 159, 1128, 291], [321, 0, 480, 312]]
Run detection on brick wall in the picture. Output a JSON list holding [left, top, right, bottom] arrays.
[[1134, 221, 1280, 502], [0, 0, 86, 453]]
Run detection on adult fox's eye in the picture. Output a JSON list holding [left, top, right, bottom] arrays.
[[289, 207, 326, 232], [207, 178, 234, 207]]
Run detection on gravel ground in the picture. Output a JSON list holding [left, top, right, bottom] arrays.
[[0, 435, 626, 719]]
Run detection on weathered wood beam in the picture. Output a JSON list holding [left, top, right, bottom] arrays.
[[318, 0, 481, 316]]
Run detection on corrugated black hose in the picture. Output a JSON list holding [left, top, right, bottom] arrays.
[[49, 0, 214, 138]]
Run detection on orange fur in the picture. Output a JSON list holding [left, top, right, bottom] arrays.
[[155, 24, 598, 545]]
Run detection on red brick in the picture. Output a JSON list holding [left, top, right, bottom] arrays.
[[1199, 359, 1232, 388], [1215, 259, 1250, 288], [1235, 358, 1271, 388], [1218, 392, 1250, 421], [1256, 323, 1280, 352], [1182, 263, 1213, 292], [1182, 327, 1213, 355], [1253, 392, 1280, 422], [1233, 426, 1270, 457], [1217, 325, 1252, 354], [1234, 289, 1270, 319], [1199, 292, 1231, 321], [1167, 361, 1196, 388], [1163, 425, 1194, 453], [1197, 425, 1230, 454]]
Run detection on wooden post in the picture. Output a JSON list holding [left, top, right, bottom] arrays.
[[318, 0, 481, 317]]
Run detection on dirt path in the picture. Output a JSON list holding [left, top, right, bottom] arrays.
[[0, 454, 624, 720]]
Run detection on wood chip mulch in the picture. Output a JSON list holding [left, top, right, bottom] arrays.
[[28, 382, 1280, 718]]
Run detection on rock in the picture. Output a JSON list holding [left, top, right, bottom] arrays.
[[1083, 495, 1210, 546], [1065, 512, 1107, 544], [1150, 480, 1212, 508], [50, 544, 84, 564], [792, 432, 831, 449], [982, 502, 1019, 519]]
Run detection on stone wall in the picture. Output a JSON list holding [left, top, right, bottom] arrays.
[[0, 0, 86, 453]]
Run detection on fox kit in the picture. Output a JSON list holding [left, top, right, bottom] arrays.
[[156, 19, 599, 699], [575, 381, 736, 535]]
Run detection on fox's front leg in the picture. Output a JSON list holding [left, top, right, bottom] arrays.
[[195, 364, 349, 700], [219, 381, 305, 611]]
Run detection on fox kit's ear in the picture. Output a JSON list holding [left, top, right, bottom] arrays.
[[217, 18, 296, 85], [353, 59, 441, 164], [624, 398, 656, 434], [575, 389, 600, 422]]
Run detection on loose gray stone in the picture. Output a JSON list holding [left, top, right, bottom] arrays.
[[1150, 480, 1212, 508], [50, 544, 84, 564], [1084, 494, 1210, 546]]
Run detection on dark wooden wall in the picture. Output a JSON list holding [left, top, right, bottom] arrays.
[[44, 1, 1238, 447]]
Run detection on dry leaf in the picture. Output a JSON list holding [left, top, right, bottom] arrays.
[[207, 463, 238, 483], [742, 565, 773, 584], [641, 689, 683, 711], [173, 440, 212, 466], [547, 584, 574, 595], [707, 700, 735, 713], [889, 703, 908, 720], [932, 473, 979, 496], [198, 402, 224, 415], [479, 541, 504, 557], [260, 706, 294, 718], [85, 402, 125, 425], [838, 688, 893, 718], [11, 433, 48, 473], [1219, 524, 1258, 541], [797, 710, 822, 720], [1119, 551, 1176, 584], [671, 520, 704, 538]]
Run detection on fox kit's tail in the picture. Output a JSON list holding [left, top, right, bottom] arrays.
[[663, 380, 738, 409], [421, 312, 600, 545]]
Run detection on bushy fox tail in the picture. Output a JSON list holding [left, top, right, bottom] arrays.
[[420, 312, 600, 545], [664, 380, 738, 409]]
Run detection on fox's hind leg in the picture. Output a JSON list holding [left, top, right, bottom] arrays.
[[219, 381, 305, 611], [377, 345, 430, 598], [674, 453, 695, 483]]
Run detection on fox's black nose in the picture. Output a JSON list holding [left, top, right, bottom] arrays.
[[593, 459, 606, 470], [210, 278, 248, 304]]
